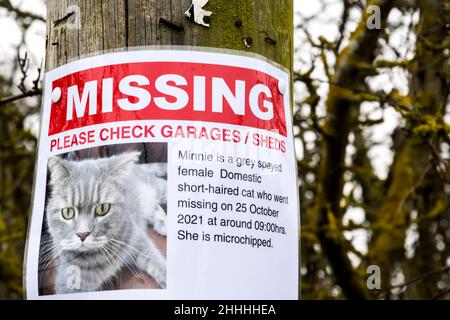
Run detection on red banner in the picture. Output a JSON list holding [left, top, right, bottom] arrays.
[[49, 61, 287, 136]]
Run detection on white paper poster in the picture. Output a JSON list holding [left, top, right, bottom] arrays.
[[24, 49, 299, 299]]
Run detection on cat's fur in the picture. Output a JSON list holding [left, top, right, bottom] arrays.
[[45, 152, 167, 294]]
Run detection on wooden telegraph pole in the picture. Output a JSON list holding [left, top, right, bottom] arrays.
[[45, 1, 293, 72]]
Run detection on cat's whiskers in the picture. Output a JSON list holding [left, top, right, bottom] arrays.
[[103, 242, 142, 280], [40, 239, 56, 246], [40, 247, 58, 263], [112, 242, 146, 281], [104, 241, 142, 279], [39, 240, 59, 258], [38, 242, 61, 272], [106, 237, 151, 260], [99, 246, 123, 285], [96, 251, 120, 292], [40, 243, 58, 257], [41, 243, 58, 260], [106, 238, 156, 280]]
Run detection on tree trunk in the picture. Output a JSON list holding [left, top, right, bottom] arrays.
[[369, 0, 450, 291], [312, 0, 395, 300], [45, 0, 293, 71]]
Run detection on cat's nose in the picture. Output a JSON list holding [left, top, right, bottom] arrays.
[[76, 232, 91, 242]]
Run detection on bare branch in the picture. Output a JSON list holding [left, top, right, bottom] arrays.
[[372, 266, 450, 298], [0, 0, 45, 22], [0, 52, 42, 106], [312, 0, 397, 300], [0, 89, 42, 105], [432, 288, 450, 300]]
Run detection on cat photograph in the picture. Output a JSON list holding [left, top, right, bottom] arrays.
[[38, 143, 168, 295]]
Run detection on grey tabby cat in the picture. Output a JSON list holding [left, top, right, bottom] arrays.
[[45, 151, 167, 294]]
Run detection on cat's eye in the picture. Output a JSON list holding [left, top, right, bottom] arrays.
[[95, 203, 111, 216], [61, 207, 75, 220]]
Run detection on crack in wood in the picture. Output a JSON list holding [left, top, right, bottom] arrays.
[[53, 11, 75, 27], [159, 18, 184, 32]]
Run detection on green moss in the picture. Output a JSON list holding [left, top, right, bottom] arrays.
[[195, 0, 293, 69]]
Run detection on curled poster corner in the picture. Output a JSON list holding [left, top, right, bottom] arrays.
[[185, 0, 213, 28]]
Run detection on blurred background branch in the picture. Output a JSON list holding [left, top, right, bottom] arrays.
[[0, 52, 42, 105], [0, 0, 44, 22], [295, 0, 449, 300]]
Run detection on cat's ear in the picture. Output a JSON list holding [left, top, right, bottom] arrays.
[[109, 151, 141, 175], [48, 157, 70, 183]]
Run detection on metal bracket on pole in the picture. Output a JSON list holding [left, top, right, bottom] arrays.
[[185, 0, 213, 28]]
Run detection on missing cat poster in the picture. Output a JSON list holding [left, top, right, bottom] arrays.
[[24, 49, 299, 300]]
